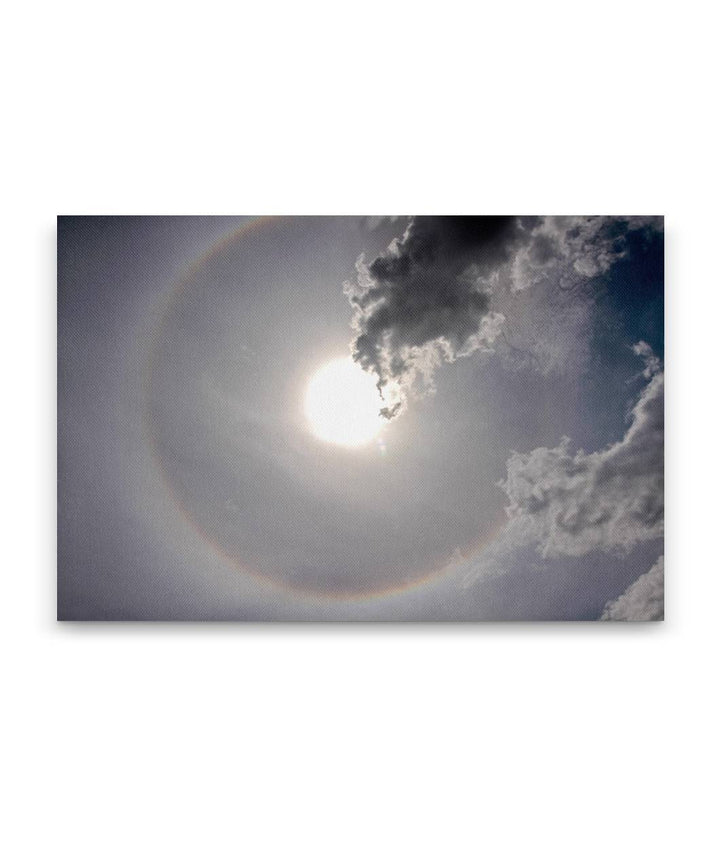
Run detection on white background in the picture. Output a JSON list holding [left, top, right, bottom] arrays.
[[2, 1, 718, 853]]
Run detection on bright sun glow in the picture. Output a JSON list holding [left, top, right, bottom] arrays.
[[305, 357, 385, 447]]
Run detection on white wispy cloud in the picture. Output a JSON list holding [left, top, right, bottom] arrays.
[[601, 556, 664, 620]]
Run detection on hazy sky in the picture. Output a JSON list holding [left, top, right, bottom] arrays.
[[58, 215, 664, 620]]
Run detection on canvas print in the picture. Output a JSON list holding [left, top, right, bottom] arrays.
[[58, 216, 664, 620]]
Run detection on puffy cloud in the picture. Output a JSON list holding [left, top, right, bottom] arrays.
[[632, 339, 662, 378], [345, 216, 520, 417], [510, 216, 663, 292], [601, 555, 664, 620], [346, 216, 662, 418], [500, 343, 663, 557]]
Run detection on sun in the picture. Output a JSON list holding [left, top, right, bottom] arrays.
[[305, 357, 385, 447]]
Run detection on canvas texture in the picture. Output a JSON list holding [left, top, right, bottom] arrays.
[[57, 216, 664, 620]]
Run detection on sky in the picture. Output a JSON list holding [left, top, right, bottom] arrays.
[[57, 215, 664, 620]]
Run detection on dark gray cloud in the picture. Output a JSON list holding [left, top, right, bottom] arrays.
[[346, 216, 663, 417], [601, 555, 664, 620], [345, 216, 520, 416], [500, 343, 663, 557]]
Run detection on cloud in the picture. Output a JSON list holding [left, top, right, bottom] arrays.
[[500, 343, 663, 557], [346, 216, 662, 418], [601, 555, 664, 620], [632, 339, 662, 378], [344, 216, 520, 416], [510, 215, 663, 292]]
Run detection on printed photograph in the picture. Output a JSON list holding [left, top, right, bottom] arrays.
[[58, 215, 664, 620]]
